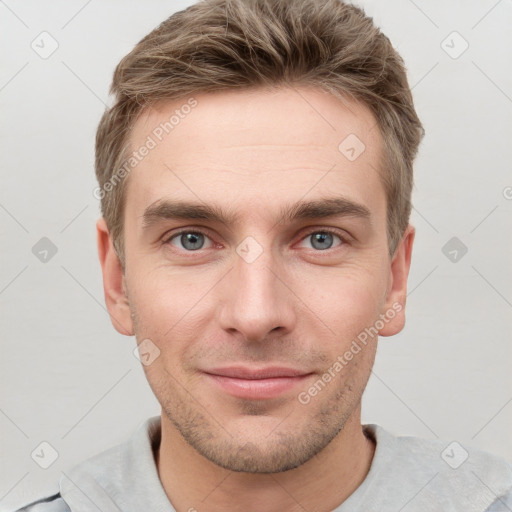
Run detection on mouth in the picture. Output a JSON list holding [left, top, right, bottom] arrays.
[[202, 366, 314, 400]]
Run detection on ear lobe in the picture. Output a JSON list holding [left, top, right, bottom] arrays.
[[96, 218, 134, 336], [378, 224, 415, 337]]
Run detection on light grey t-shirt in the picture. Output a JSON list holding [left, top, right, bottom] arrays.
[[15, 415, 512, 511]]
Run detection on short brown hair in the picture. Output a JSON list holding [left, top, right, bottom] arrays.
[[95, 0, 424, 270]]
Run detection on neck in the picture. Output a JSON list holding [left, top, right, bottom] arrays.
[[156, 407, 375, 512]]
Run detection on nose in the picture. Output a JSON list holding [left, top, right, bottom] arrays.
[[217, 243, 297, 343]]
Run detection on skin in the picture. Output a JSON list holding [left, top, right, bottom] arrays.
[[97, 86, 414, 512]]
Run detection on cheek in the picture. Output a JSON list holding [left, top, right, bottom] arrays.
[[130, 266, 204, 316], [298, 263, 388, 341], [127, 267, 215, 357]]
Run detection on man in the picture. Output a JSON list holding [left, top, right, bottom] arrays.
[[16, 0, 512, 510]]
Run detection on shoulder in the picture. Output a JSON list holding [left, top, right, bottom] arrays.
[[485, 486, 512, 511], [361, 425, 512, 512], [12, 492, 70, 512]]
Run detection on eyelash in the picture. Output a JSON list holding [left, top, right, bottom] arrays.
[[162, 227, 350, 254]]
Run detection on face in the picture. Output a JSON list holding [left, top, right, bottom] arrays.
[[98, 86, 414, 473]]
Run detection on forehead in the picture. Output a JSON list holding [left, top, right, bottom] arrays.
[[124, 86, 385, 225]]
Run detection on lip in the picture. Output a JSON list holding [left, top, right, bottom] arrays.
[[202, 366, 313, 400]]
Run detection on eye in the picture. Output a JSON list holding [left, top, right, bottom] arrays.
[[165, 230, 214, 251], [163, 228, 348, 254], [298, 229, 346, 251]]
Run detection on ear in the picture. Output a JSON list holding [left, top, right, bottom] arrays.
[[378, 224, 415, 337], [96, 218, 134, 336]]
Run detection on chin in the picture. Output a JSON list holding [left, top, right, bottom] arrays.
[[164, 403, 348, 474]]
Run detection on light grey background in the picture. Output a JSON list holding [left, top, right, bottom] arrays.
[[1, 0, 511, 510]]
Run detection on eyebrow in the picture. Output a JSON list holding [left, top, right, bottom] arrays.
[[141, 196, 372, 231]]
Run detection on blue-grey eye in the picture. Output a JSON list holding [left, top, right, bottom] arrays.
[[170, 231, 211, 251], [298, 231, 345, 251]]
